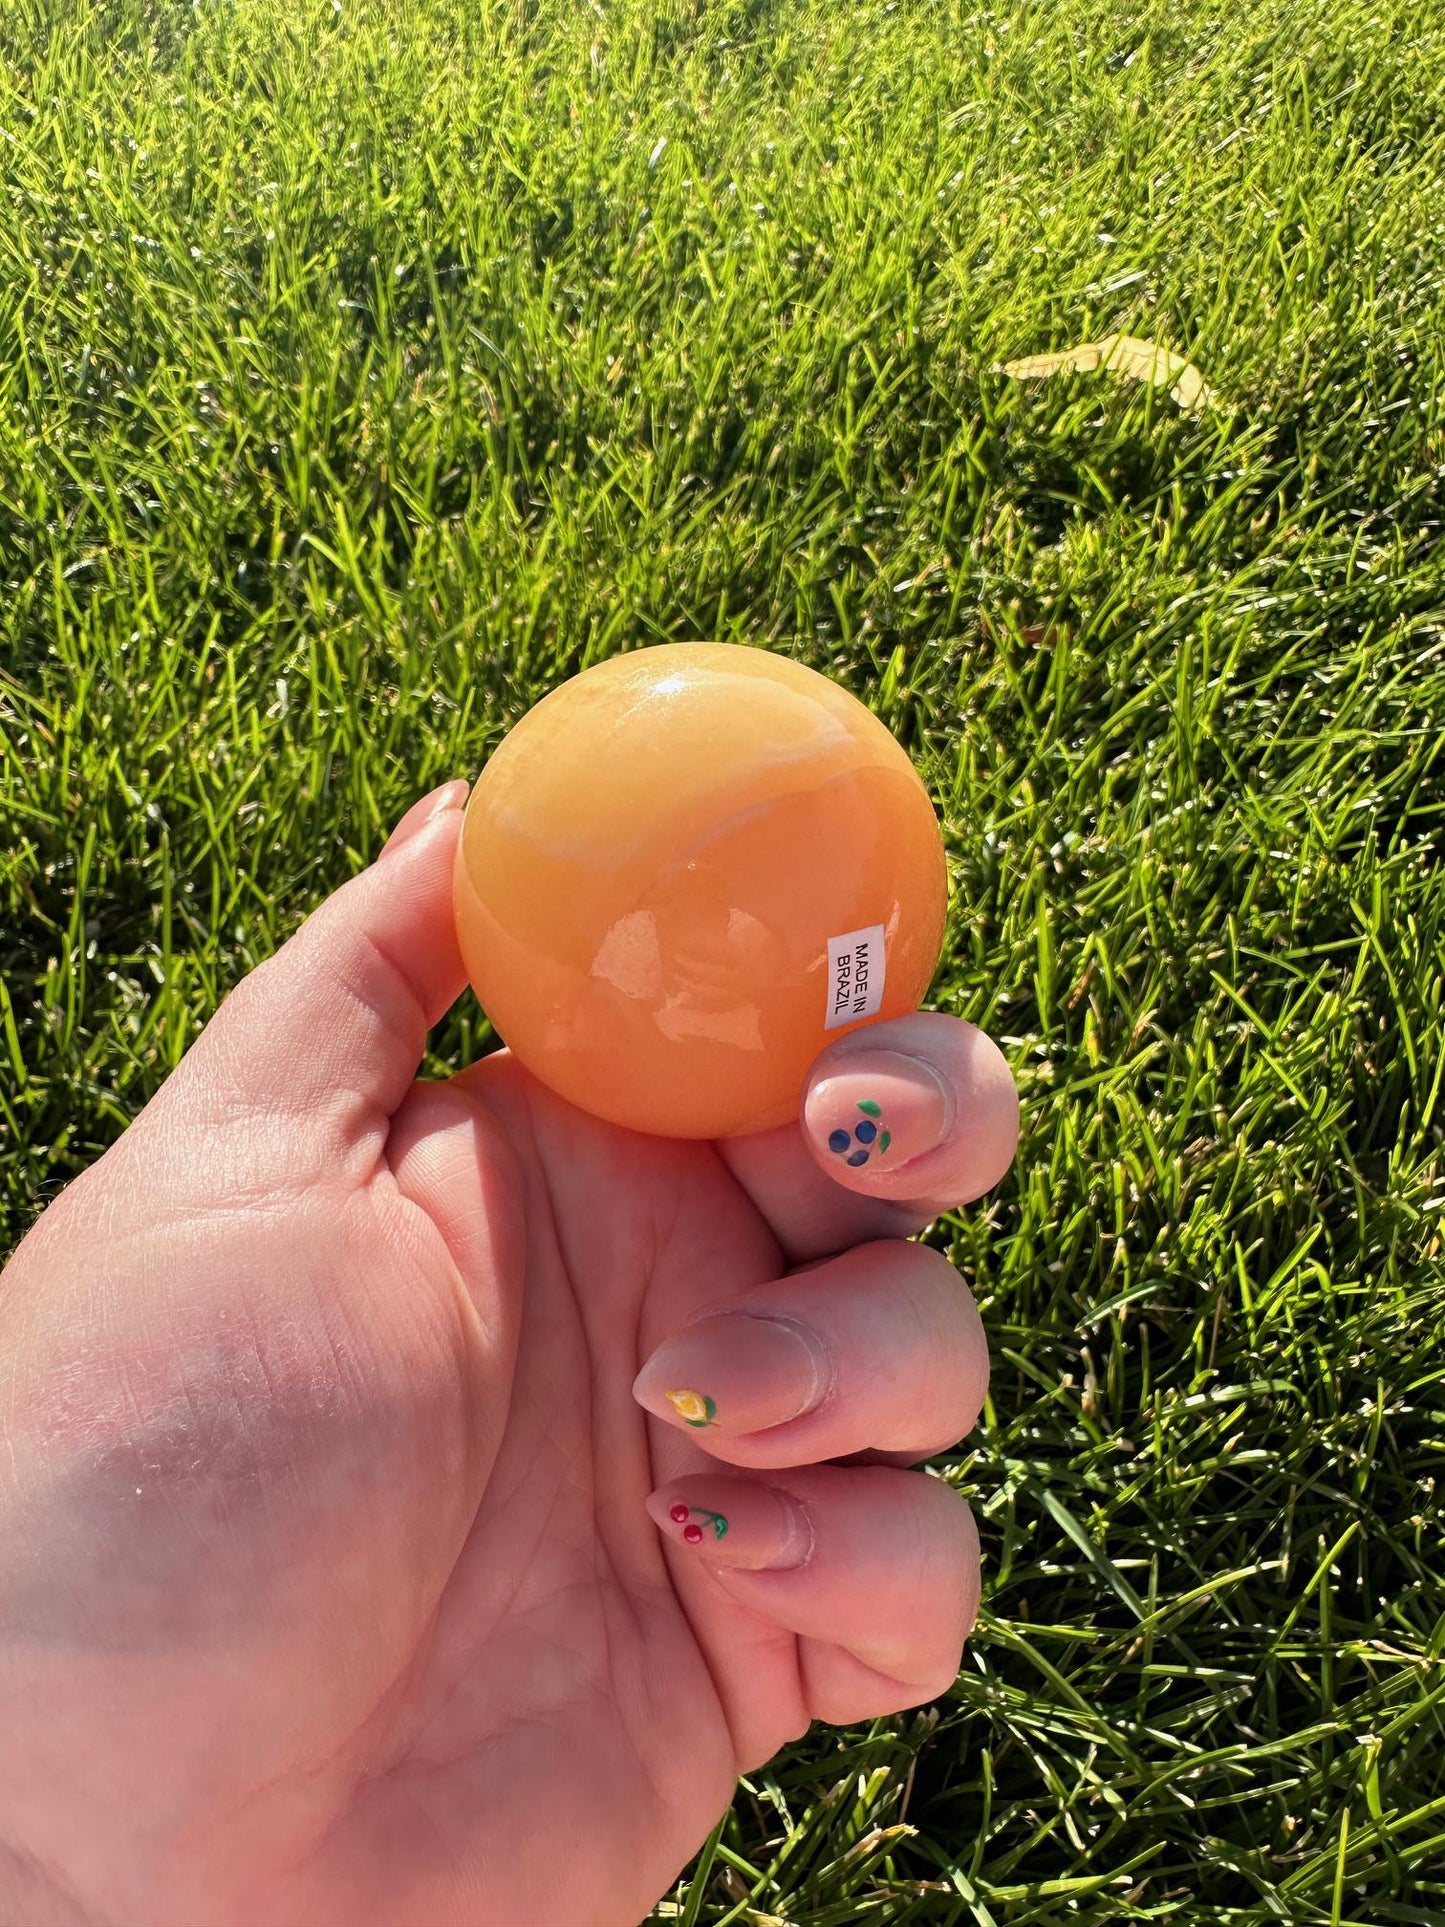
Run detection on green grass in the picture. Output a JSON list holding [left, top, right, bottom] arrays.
[[4, 0, 1445, 1918]]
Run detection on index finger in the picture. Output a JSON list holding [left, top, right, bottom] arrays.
[[715, 1011, 1019, 1263]]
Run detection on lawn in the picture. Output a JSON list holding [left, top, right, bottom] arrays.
[[3, 0, 1445, 1919]]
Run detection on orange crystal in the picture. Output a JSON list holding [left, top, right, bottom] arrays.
[[453, 642, 947, 1139]]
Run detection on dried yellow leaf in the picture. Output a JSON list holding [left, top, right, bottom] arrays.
[[998, 334, 1217, 412]]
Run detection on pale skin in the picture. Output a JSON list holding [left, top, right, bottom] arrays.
[[0, 782, 1019, 1927]]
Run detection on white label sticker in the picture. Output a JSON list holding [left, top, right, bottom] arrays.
[[825, 924, 887, 1030]]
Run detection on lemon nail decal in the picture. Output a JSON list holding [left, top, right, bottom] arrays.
[[665, 1388, 717, 1428]]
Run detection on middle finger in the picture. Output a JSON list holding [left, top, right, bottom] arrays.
[[632, 1239, 987, 1468]]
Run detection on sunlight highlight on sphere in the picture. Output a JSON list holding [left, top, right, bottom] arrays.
[[453, 642, 948, 1139]]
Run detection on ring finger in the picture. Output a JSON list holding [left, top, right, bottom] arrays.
[[646, 1462, 980, 1723]]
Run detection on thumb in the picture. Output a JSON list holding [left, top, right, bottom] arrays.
[[178, 781, 471, 1136]]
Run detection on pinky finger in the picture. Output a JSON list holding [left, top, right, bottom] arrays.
[[646, 1463, 979, 1722]]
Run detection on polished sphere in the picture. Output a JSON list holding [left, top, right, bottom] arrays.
[[453, 642, 948, 1139]]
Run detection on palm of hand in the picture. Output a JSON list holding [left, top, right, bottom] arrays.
[[0, 792, 1016, 1927], [266, 1059, 802, 1927]]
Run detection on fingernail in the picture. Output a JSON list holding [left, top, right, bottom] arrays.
[[646, 1478, 814, 1570], [633, 1314, 830, 1436], [378, 780, 470, 864], [804, 1049, 955, 1172]]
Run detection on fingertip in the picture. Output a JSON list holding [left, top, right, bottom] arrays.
[[698, 1464, 981, 1714], [954, 1020, 1021, 1199], [800, 1011, 1019, 1207], [377, 780, 470, 866]]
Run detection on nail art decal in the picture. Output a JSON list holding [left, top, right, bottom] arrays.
[[668, 1501, 729, 1544], [665, 1388, 717, 1428], [827, 1098, 893, 1167]]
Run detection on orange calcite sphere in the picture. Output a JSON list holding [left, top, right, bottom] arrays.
[[453, 643, 948, 1139]]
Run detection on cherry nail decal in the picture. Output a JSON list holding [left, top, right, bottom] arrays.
[[827, 1098, 893, 1167], [667, 1503, 728, 1545], [665, 1387, 717, 1428]]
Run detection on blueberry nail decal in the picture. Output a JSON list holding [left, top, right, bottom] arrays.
[[665, 1388, 717, 1428], [668, 1501, 729, 1544], [827, 1098, 892, 1166]]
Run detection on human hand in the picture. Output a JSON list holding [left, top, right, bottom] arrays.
[[0, 781, 1018, 1927]]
